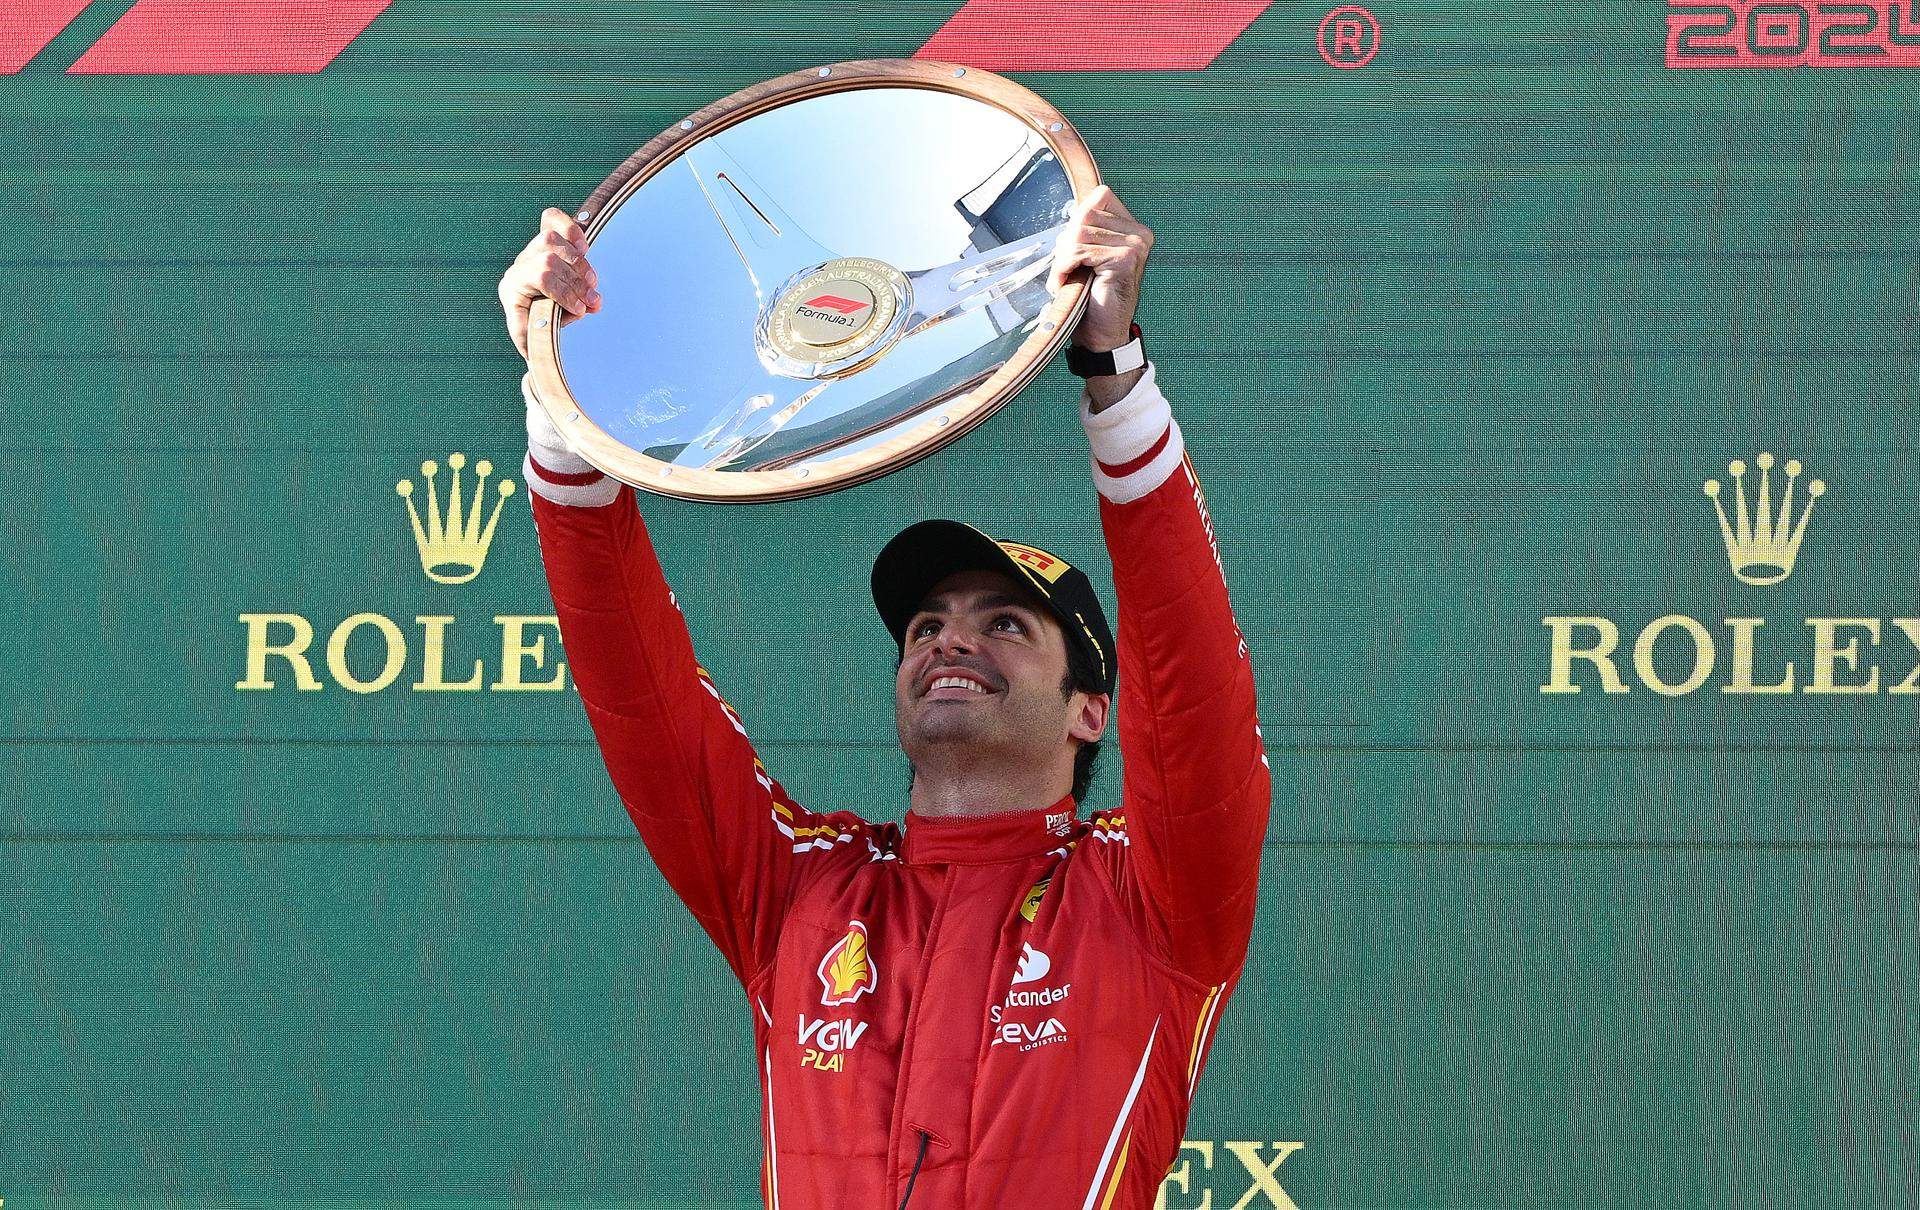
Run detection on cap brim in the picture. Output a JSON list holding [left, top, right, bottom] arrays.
[[871, 520, 1058, 648]]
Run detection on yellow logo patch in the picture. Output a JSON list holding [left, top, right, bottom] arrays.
[[999, 541, 1072, 583], [817, 920, 877, 1006], [1019, 878, 1052, 923]]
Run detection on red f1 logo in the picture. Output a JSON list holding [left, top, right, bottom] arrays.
[[802, 294, 871, 315]]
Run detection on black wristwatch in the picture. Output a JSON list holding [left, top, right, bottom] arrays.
[[1065, 322, 1145, 379]]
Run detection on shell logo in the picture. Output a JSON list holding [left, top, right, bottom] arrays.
[[817, 920, 878, 1006]]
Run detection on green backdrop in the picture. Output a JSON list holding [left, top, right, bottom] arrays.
[[4, 2, 1916, 1207]]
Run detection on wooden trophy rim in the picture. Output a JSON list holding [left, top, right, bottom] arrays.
[[524, 57, 1099, 504]]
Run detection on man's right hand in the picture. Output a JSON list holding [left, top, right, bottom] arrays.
[[498, 206, 602, 360]]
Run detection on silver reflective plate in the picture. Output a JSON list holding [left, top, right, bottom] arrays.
[[533, 65, 1095, 501]]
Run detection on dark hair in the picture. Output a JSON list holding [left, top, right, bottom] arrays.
[[895, 634, 1107, 803], [1060, 637, 1105, 803]]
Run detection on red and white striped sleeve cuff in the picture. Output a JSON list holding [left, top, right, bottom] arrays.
[[1080, 360, 1184, 505], [521, 372, 621, 507]]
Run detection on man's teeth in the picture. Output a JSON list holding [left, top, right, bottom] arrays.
[[931, 676, 987, 693]]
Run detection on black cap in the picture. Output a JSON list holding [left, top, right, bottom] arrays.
[[871, 520, 1115, 694]]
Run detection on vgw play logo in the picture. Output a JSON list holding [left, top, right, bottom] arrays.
[[234, 453, 572, 695], [1542, 450, 1920, 697]]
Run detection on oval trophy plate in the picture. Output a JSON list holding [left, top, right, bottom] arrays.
[[523, 58, 1100, 503]]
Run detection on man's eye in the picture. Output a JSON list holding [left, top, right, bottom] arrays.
[[911, 620, 939, 639], [992, 614, 1024, 633]]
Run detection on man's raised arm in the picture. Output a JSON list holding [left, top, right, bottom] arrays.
[[503, 209, 856, 992], [1048, 188, 1271, 987], [1082, 362, 1272, 987]]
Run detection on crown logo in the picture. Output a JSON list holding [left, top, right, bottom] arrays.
[[395, 453, 516, 584], [1701, 451, 1824, 585]]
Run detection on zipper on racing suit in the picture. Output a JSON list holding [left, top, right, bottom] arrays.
[[897, 1129, 932, 1209], [892, 865, 958, 1208]]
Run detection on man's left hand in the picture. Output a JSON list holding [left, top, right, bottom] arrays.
[[1048, 185, 1152, 353]]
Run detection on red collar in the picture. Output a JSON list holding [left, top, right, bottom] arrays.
[[899, 795, 1080, 866]]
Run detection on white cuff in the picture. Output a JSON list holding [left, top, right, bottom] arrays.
[[1079, 360, 1185, 505], [521, 372, 593, 474], [521, 373, 620, 506], [521, 451, 622, 507]]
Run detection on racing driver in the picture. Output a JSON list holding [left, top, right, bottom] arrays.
[[498, 185, 1271, 1208]]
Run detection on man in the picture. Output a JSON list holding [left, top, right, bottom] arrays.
[[498, 186, 1269, 1208]]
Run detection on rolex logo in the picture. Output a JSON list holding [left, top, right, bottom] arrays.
[[234, 453, 563, 696], [395, 453, 517, 584], [1539, 448, 1907, 699], [1701, 451, 1825, 585]]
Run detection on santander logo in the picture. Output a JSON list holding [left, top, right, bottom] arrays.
[[991, 944, 1070, 1029]]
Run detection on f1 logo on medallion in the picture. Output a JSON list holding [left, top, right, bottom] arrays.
[[799, 294, 871, 316]]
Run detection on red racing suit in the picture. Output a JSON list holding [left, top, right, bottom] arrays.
[[522, 361, 1270, 1209]]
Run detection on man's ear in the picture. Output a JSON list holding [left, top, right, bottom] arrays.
[[1069, 691, 1110, 745]]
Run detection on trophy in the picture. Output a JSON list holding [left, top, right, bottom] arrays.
[[523, 58, 1101, 502]]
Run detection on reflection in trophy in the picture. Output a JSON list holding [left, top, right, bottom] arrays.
[[523, 60, 1099, 502]]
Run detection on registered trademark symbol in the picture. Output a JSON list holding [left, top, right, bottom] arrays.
[[1318, 5, 1381, 68]]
